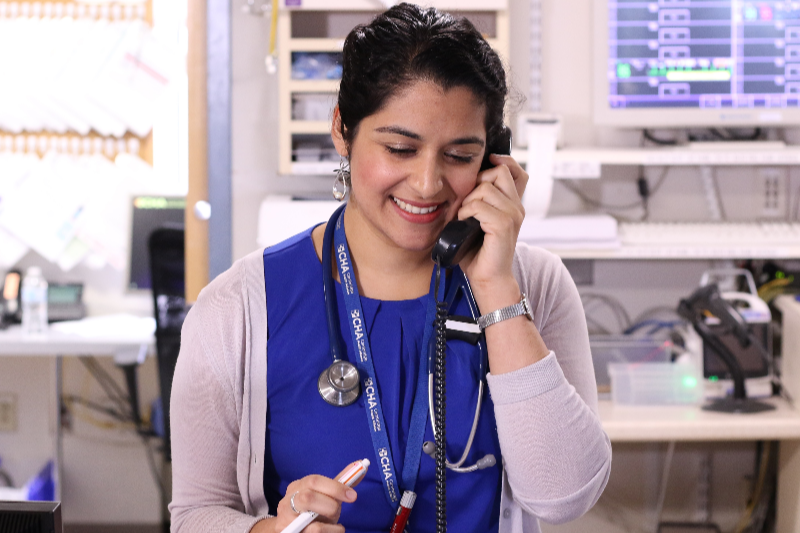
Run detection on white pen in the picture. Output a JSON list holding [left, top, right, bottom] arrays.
[[280, 459, 370, 533]]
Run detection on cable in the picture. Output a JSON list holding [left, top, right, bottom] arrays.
[[654, 441, 676, 529], [643, 129, 679, 146], [142, 434, 168, 503], [78, 358, 134, 423], [734, 441, 773, 533], [560, 180, 643, 211], [631, 306, 682, 326], [433, 265, 447, 533], [757, 277, 793, 304], [68, 359, 166, 503], [581, 293, 632, 333], [709, 128, 762, 142], [712, 170, 728, 221], [561, 166, 670, 221], [623, 320, 682, 336], [0, 468, 14, 488], [63, 395, 131, 424]]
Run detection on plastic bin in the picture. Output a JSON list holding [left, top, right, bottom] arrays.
[[590, 335, 674, 398], [609, 362, 702, 405]]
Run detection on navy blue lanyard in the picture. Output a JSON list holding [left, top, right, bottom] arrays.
[[332, 208, 444, 506]]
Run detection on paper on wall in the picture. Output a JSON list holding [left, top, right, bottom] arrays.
[[0, 152, 87, 262], [49, 18, 129, 137], [0, 229, 30, 268], [73, 155, 128, 270], [0, 153, 36, 267], [89, 19, 172, 137], [56, 237, 91, 272]]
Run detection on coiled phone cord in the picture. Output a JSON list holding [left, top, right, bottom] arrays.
[[433, 265, 447, 533]]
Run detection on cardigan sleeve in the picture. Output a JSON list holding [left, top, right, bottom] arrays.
[[486, 244, 612, 525], [168, 260, 268, 533]]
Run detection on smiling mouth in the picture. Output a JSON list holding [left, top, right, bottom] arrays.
[[392, 197, 442, 215]]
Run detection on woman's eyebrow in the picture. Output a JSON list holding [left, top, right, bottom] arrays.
[[375, 126, 422, 140], [375, 126, 485, 147], [451, 136, 485, 147]]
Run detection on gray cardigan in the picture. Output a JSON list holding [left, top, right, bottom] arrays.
[[169, 243, 612, 533]]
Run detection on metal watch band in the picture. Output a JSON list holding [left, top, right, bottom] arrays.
[[476, 294, 533, 330]]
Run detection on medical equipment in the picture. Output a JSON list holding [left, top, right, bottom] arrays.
[[677, 282, 774, 413], [318, 205, 361, 407], [320, 204, 495, 469]]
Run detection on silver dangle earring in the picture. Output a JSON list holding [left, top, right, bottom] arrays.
[[332, 158, 350, 201]]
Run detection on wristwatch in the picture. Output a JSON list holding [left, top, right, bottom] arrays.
[[477, 294, 534, 330]]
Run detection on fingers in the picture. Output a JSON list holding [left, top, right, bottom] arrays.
[[276, 475, 357, 530], [487, 153, 529, 200], [461, 177, 524, 230]]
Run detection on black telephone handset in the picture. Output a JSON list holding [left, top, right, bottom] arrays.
[[431, 126, 512, 268]]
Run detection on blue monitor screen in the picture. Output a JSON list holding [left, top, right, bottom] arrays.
[[608, 0, 800, 110]]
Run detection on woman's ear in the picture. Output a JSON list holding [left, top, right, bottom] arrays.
[[331, 106, 349, 158]]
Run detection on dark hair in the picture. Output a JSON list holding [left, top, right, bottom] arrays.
[[337, 3, 507, 152]]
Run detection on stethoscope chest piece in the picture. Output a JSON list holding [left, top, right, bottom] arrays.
[[319, 360, 360, 407]]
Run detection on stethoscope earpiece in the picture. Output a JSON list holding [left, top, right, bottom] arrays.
[[318, 360, 360, 407]]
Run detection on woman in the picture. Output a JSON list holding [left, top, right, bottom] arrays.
[[169, 4, 611, 533]]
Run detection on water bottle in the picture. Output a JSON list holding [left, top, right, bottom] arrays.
[[21, 266, 48, 336]]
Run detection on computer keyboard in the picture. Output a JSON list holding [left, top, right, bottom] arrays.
[[618, 222, 800, 258]]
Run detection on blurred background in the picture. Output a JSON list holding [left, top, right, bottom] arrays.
[[1, 0, 800, 532]]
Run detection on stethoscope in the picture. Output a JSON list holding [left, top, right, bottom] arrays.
[[318, 204, 496, 473]]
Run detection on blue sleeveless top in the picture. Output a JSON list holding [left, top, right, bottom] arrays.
[[263, 227, 502, 533]]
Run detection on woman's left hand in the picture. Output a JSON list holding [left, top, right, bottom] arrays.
[[457, 153, 528, 294]]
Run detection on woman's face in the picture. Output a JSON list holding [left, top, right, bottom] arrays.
[[333, 80, 487, 253]]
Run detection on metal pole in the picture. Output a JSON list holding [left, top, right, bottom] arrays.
[[207, 0, 232, 280]]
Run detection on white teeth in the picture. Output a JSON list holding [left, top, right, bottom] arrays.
[[393, 197, 438, 215]]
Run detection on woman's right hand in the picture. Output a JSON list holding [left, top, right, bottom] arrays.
[[251, 474, 359, 533]]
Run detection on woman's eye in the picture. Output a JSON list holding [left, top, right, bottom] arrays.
[[447, 153, 475, 164], [386, 146, 416, 156]]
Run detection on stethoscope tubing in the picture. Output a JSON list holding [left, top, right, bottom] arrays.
[[322, 203, 347, 364], [321, 203, 493, 473]]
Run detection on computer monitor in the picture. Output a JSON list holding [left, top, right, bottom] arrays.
[[0, 500, 62, 533], [594, 0, 800, 127], [128, 196, 185, 291]]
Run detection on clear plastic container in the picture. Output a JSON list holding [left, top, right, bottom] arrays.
[[590, 335, 674, 398], [609, 362, 702, 405], [21, 266, 48, 336]]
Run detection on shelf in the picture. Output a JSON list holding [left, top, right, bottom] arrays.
[[548, 244, 800, 260], [280, 0, 508, 10], [291, 161, 339, 175], [277, 4, 508, 175], [288, 80, 340, 93], [511, 144, 800, 173], [599, 398, 800, 442], [289, 121, 331, 134], [289, 38, 344, 52], [525, 221, 800, 260]]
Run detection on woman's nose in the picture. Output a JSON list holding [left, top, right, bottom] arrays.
[[407, 152, 443, 198]]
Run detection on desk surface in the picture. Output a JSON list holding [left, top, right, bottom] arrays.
[[0, 315, 155, 361], [599, 398, 800, 442]]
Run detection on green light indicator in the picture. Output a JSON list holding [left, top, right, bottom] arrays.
[[683, 376, 698, 388], [777, 271, 786, 279], [710, 375, 719, 382], [617, 63, 632, 79]]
